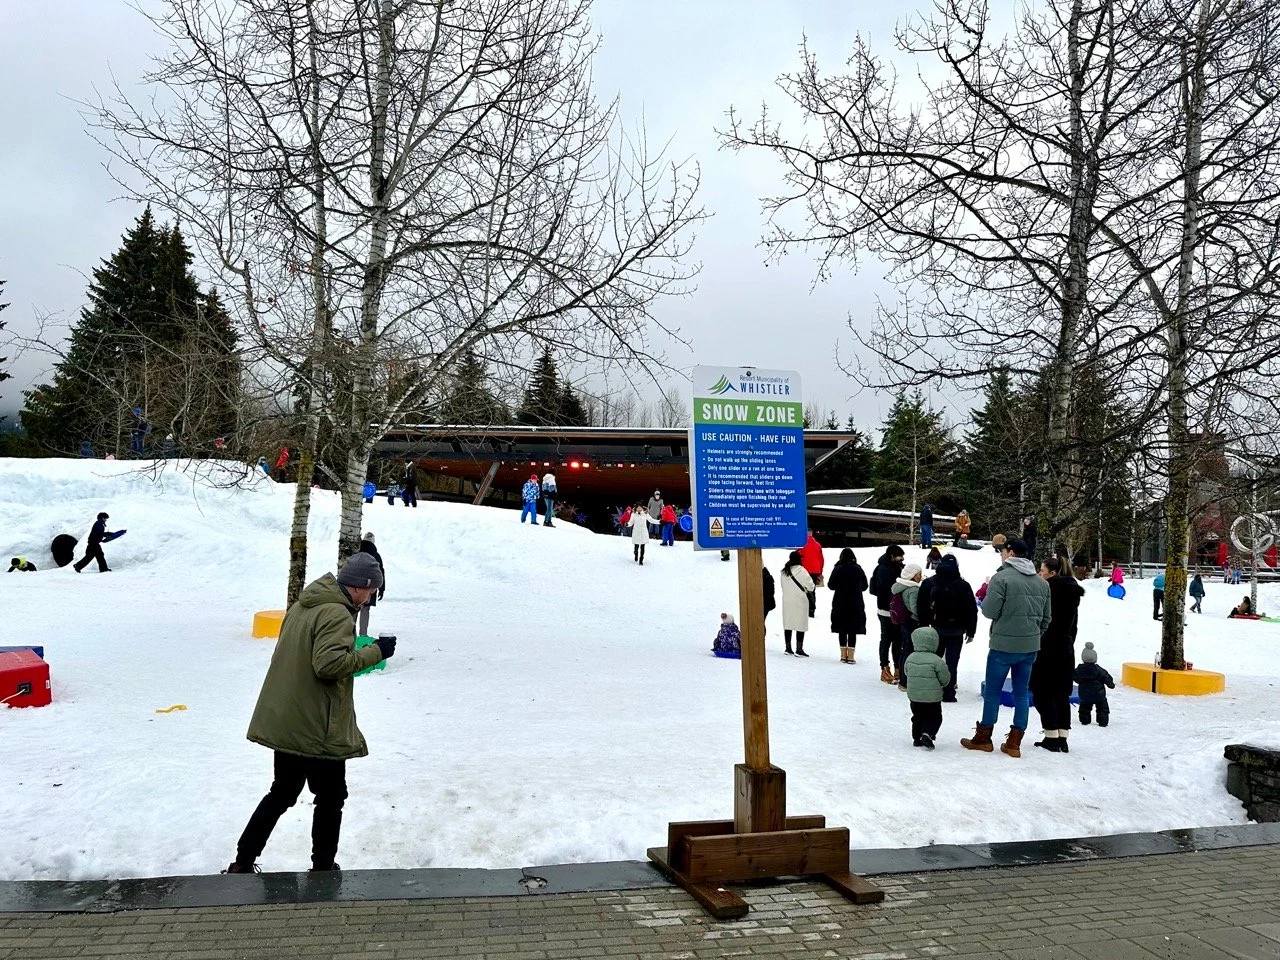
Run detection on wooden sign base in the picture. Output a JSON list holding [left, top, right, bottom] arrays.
[[647, 802, 884, 920]]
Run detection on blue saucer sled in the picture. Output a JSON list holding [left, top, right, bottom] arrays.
[[1108, 583, 1126, 599], [980, 678, 1080, 707]]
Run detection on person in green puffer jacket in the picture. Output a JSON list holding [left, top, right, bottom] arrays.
[[904, 626, 950, 749], [227, 552, 395, 874]]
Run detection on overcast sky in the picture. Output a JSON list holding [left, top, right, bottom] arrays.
[[0, 1, 968, 431]]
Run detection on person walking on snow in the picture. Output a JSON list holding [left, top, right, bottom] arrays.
[[520, 475, 541, 525], [74, 512, 117, 573], [628, 505, 651, 564], [904, 626, 950, 749], [870, 545, 906, 684], [800, 529, 825, 617], [917, 554, 978, 703], [541, 470, 558, 526], [1152, 571, 1166, 621], [660, 504, 677, 546], [356, 533, 386, 637], [1190, 574, 1206, 613], [647, 491, 665, 539], [402, 462, 418, 508], [919, 503, 934, 548], [1073, 643, 1115, 727], [891, 563, 924, 690], [827, 547, 868, 663], [961, 538, 1051, 758], [1110, 563, 1125, 587], [1030, 557, 1083, 753], [780, 551, 815, 656], [226, 552, 394, 873], [1021, 515, 1038, 560]]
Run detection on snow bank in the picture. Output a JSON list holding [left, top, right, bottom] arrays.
[[2, 457, 1277, 880]]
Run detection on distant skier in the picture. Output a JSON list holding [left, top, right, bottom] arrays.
[[628, 504, 651, 564], [541, 469, 558, 527], [8, 557, 36, 572], [402, 462, 418, 508], [919, 503, 934, 548], [356, 533, 386, 637], [521, 475, 541, 525], [225, 552, 392, 874], [74, 512, 117, 573]]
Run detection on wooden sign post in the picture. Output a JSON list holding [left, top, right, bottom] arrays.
[[648, 366, 884, 920]]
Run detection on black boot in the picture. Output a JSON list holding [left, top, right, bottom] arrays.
[[1034, 736, 1061, 753], [784, 631, 793, 655], [795, 636, 809, 658]]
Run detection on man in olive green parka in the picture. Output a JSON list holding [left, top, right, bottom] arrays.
[[227, 552, 394, 873]]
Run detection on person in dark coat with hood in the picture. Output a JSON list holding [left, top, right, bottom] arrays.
[[1030, 557, 1083, 753], [356, 533, 387, 637], [919, 503, 935, 548], [869, 545, 906, 684], [917, 554, 978, 702], [827, 548, 868, 663]]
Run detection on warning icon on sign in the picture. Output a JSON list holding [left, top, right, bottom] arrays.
[[709, 517, 725, 538]]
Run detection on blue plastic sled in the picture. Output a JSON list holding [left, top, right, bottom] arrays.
[[1107, 583, 1126, 599], [102, 529, 127, 543], [678, 514, 694, 534], [980, 678, 1080, 707], [713, 648, 742, 660]]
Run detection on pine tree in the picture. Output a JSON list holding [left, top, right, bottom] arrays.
[[22, 209, 239, 454], [809, 415, 875, 491], [558, 380, 591, 426], [516, 349, 562, 426], [954, 368, 1040, 538], [440, 349, 508, 425], [873, 391, 960, 519]]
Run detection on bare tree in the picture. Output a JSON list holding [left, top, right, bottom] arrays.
[[93, 0, 703, 600]]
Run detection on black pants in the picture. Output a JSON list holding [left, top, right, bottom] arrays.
[[1079, 694, 1110, 727], [633, 544, 645, 563], [235, 751, 348, 869], [1034, 689, 1073, 731], [938, 632, 964, 700], [878, 616, 896, 668], [74, 543, 108, 572], [784, 629, 805, 649], [403, 486, 417, 507], [1153, 590, 1164, 620], [837, 632, 856, 649], [894, 623, 915, 679], [911, 702, 943, 741]]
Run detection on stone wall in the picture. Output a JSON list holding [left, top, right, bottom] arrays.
[[1224, 743, 1280, 822]]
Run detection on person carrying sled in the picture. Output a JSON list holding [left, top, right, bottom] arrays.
[[226, 552, 394, 874], [961, 538, 1051, 758], [520, 475, 541, 525], [74, 512, 117, 573], [8, 557, 36, 572], [1073, 642, 1115, 727], [1110, 563, 1125, 587]]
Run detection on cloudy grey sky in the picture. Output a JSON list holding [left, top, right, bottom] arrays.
[[0, 1, 961, 431]]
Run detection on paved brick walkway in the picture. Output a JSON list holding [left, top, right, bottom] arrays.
[[4, 845, 1280, 959]]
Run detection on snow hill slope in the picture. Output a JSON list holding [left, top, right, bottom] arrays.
[[1, 457, 1277, 881]]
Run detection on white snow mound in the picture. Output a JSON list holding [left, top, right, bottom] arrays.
[[1, 456, 1277, 880]]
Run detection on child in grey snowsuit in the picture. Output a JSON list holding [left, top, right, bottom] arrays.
[[1073, 642, 1115, 727]]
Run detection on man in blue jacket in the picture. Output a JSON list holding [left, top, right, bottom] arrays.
[[520, 475, 541, 525]]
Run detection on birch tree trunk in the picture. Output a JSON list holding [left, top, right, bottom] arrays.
[[1160, 0, 1210, 671]]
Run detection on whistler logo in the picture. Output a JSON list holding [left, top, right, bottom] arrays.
[[708, 375, 737, 395]]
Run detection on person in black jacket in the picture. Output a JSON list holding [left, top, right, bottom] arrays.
[[762, 567, 776, 625], [1073, 642, 1115, 727], [356, 533, 387, 636], [1021, 515, 1038, 560], [1030, 557, 1084, 752], [402, 462, 419, 508], [827, 548, 868, 663], [917, 554, 977, 702], [919, 503, 935, 548], [869, 546, 906, 683], [74, 512, 115, 573]]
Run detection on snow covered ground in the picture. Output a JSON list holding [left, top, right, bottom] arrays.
[[2, 457, 1277, 881]]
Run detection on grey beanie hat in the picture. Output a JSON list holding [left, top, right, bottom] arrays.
[[1082, 641, 1097, 664], [337, 551, 383, 590]]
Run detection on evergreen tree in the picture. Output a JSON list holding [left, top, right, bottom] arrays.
[[873, 391, 960, 516], [809, 415, 876, 491], [558, 380, 591, 426], [439, 349, 509, 425], [22, 209, 239, 454], [516, 349, 562, 426], [954, 368, 1040, 537]]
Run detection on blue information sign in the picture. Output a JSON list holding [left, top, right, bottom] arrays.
[[689, 366, 808, 551]]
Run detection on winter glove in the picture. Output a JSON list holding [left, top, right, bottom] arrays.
[[374, 635, 397, 660]]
